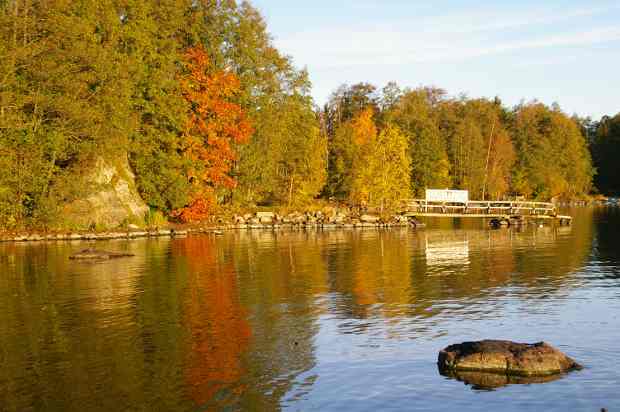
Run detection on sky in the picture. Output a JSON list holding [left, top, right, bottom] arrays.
[[251, 0, 620, 119]]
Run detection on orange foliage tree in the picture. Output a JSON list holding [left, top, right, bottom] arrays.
[[172, 46, 253, 222]]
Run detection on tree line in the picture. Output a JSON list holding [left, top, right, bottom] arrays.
[[322, 83, 594, 205], [0, 0, 610, 230], [584, 114, 620, 196], [1, 0, 324, 229]]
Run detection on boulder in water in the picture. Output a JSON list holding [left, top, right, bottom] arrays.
[[438, 340, 582, 377]]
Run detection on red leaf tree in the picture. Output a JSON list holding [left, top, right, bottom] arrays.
[[173, 46, 252, 222]]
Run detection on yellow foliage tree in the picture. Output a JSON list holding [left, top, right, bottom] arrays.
[[349, 109, 411, 211]]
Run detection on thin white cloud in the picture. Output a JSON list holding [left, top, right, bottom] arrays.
[[413, 4, 619, 36], [407, 27, 620, 64], [274, 3, 620, 70], [277, 11, 620, 70], [278, 27, 620, 71]]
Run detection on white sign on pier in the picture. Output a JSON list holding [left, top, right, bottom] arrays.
[[425, 189, 469, 203]]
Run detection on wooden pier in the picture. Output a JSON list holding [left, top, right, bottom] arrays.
[[402, 199, 572, 225]]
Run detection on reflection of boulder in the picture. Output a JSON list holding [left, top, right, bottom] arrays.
[[69, 248, 134, 260], [67, 239, 160, 312], [439, 368, 564, 390], [438, 340, 582, 376]]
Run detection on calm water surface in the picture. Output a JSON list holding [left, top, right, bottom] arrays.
[[1, 208, 619, 411]]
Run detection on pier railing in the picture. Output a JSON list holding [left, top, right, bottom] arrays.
[[402, 200, 557, 217]]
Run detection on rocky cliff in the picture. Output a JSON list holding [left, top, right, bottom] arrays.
[[62, 156, 148, 228]]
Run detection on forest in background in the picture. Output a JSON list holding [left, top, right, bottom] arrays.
[[0, 0, 617, 230]]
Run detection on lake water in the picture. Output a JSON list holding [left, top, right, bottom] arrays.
[[1, 208, 619, 411]]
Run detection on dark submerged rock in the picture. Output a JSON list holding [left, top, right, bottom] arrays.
[[69, 248, 134, 260], [438, 340, 582, 377]]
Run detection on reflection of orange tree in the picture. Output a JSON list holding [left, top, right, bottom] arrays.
[[174, 237, 251, 407]]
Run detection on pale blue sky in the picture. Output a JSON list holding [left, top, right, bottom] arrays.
[[252, 0, 620, 119]]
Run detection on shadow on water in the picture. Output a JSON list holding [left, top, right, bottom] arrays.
[[437, 367, 565, 391]]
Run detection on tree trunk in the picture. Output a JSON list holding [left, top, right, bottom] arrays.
[[288, 174, 294, 207], [482, 120, 496, 201]]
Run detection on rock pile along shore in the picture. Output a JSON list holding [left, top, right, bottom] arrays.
[[1, 209, 424, 243]]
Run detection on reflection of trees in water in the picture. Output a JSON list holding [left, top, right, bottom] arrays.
[[172, 237, 251, 409], [592, 207, 620, 277], [323, 230, 413, 320], [223, 230, 326, 410], [0, 208, 598, 410], [411, 216, 592, 317], [0, 238, 184, 411], [307, 214, 591, 325], [225, 218, 593, 342]]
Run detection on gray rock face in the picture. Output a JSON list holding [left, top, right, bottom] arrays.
[[360, 214, 380, 223], [63, 156, 148, 228], [256, 211, 275, 219], [438, 340, 582, 377], [259, 216, 273, 224], [69, 248, 134, 260], [330, 213, 347, 224]]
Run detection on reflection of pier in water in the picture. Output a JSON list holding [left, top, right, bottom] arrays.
[[425, 236, 470, 268], [420, 226, 575, 276], [423, 225, 573, 252], [221, 223, 587, 322]]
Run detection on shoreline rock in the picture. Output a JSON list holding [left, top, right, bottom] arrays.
[[0, 209, 425, 243], [438, 340, 582, 377]]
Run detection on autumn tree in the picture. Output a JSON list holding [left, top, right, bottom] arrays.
[[323, 83, 379, 197], [172, 46, 252, 222], [324, 83, 378, 134], [273, 95, 327, 206], [510, 102, 593, 200], [190, 1, 325, 206], [358, 124, 411, 211], [336, 108, 411, 210], [348, 107, 379, 204], [484, 125, 516, 200], [0, 0, 134, 228], [235, 92, 326, 206], [389, 88, 451, 196]]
